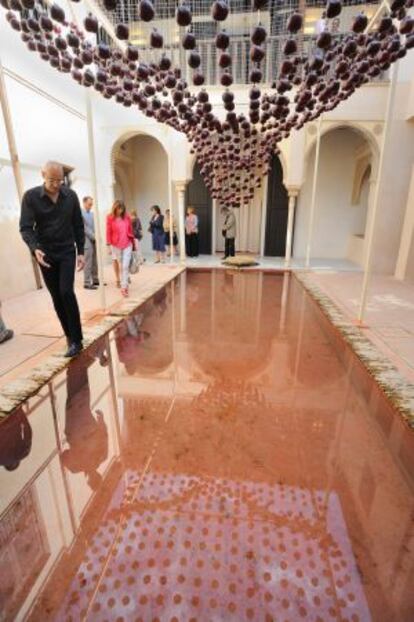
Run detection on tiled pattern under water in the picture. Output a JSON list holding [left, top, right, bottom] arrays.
[[0, 270, 413, 622]]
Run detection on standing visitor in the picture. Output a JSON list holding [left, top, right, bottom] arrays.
[[106, 200, 134, 297], [19, 161, 85, 358], [185, 206, 199, 257], [130, 209, 144, 264], [82, 196, 99, 290], [0, 301, 13, 344], [149, 205, 166, 263], [164, 208, 178, 256], [222, 207, 236, 258]]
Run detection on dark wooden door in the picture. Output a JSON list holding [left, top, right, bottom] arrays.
[[186, 162, 212, 255], [265, 154, 289, 257]]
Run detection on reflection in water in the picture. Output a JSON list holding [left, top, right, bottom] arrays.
[[0, 407, 32, 472], [62, 347, 109, 491], [0, 271, 413, 622]]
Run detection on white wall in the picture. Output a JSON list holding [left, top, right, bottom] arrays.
[[371, 81, 414, 274], [294, 129, 368, 260], [129, 135, 169, 256], [0, 19, 93, 298]]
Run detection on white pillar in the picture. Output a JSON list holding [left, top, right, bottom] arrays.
[[358, 62, 399, 324], [259, 175, 269, 257], [175, 181, 187, 262], [285, 188, 299, 268], [168, 152, 174, 262], [305, 115, 323, 269], [85, 92, 106, 310], [395, 164, 414, 280], [0, 56, 42, 288]]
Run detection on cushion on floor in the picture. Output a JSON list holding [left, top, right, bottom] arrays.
[[222, 254, 259, 267]]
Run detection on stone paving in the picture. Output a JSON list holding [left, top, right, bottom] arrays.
[[0, 261, 184, 413]]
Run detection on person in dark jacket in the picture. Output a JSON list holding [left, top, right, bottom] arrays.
[[0, 301, 13, 344], [148, 205, 166, 263], [19, 162, 85, 358], [0, 407, 32, 471]]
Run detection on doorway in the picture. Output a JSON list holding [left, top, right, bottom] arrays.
[[186, 162, 212, 255], [265, 154, 289, 257]]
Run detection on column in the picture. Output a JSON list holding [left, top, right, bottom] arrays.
[[395, 164, 414, 280], [175, 181, 187, 262], [358, 61, 399, 324], [259, 175, 269, 257], [86, 92, 106, 310], [0, 56, 42, 288], [284, 187, 299, 268], [305, 115, 323, 269]]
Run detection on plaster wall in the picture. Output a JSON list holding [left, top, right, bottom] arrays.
[[294, 129, 368, 260]]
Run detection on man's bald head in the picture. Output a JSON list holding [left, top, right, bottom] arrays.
[[42, 161, 64, 195]]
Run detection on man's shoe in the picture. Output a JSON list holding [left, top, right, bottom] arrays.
[[0, 329, 14, 344], [84, 284, 98, 290], [64, 342, 83, 358]]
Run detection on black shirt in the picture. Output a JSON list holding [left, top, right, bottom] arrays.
[[20, 184, 85, 255]]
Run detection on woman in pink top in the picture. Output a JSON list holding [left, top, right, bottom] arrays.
[[106, 200, 134, 297]]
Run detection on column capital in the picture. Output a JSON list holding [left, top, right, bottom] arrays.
[[287, 186, 300, 198], [174, 180, 189, 193]]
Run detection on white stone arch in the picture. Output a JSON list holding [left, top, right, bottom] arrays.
[[294, 121, 381, 265], [110, 127, 170, 184], [305, 121, 380, 178]]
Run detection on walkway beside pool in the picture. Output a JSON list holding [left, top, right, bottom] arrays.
[[303, 271, 414, 385]]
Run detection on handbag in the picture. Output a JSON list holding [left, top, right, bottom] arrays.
[[222, 229, 226, 237], [129, 250, 140, 274]]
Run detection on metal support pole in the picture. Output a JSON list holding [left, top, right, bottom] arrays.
[[0, 56, 42, 288], [212, 198, 217, 256], [358, 62, 399, 324], [285, 189, 298, 268], [168, 151, 174, 262], [305, 115, 322, 269], [85, 92, 106, 311]]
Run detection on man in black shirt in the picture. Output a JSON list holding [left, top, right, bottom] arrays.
[[20, 161, 86, 357]]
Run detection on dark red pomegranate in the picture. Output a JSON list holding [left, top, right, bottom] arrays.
[[211, 1, 229, 21], [176, 4, 192, 27], [287, 12, 303, 34], [139, 0, 155, 22], [116, 23, 129, 40], [182, 32, 196, 49], [84, 13, 98, 34]]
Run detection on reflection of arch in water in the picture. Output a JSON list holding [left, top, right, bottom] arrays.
[[186, 270, 275, 380], [116, 288, 174, 376]]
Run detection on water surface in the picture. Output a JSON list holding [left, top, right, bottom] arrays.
[[0, 270, 413, 622]]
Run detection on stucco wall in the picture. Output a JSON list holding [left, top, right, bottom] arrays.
[[294, 129, 369, 260]]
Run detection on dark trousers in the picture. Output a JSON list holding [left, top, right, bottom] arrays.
[[225, 237, 235, 258], [185, 233, 199, 257], [40, 250, 83, 344]]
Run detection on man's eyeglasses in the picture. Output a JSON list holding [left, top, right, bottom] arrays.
[[45, 177, 64, 185]]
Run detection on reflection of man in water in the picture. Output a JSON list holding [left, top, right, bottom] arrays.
[[61, 351, 108, 490], [0, 408, 32, 471]]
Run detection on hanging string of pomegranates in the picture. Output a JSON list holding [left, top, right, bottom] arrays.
[[1, 0, 413, 207]]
